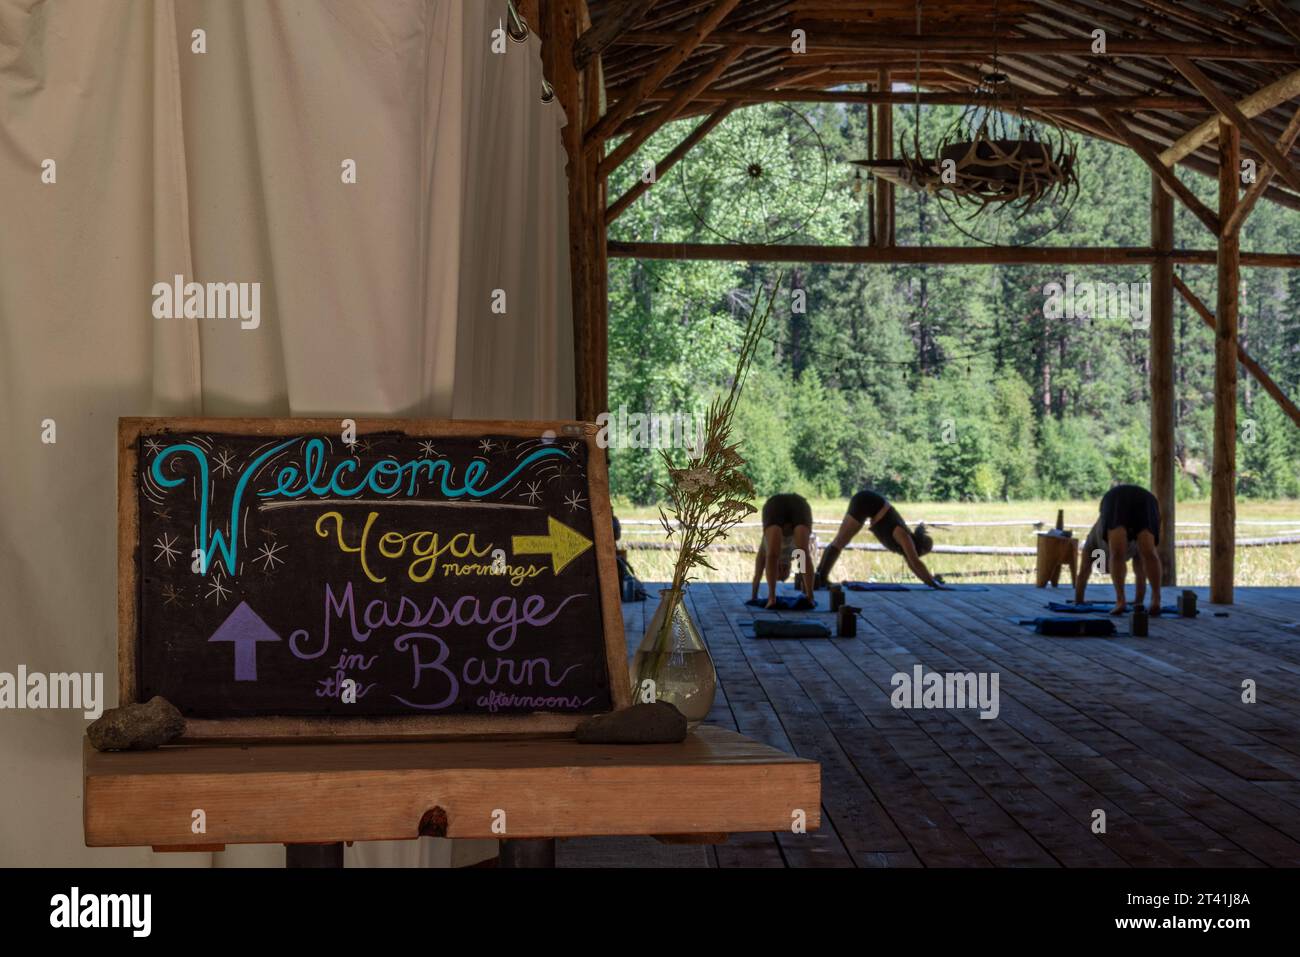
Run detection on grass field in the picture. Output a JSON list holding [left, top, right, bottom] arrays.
[[611, 497, 1300, 588]]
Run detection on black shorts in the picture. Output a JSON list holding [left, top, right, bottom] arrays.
[[761, 493, 812, 530], [1099, 484, 1160, 545], [847, 488, 888, 524]]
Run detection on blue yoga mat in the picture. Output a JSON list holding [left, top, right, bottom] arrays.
[[1014, 616, 1127, 638], [745, 594, 818, 610], [843, 581, 988, 592], [738, 618, 834, 639], [1047, 601, 1190, 617]]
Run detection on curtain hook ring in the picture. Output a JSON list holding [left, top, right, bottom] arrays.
[[506, 1, 529, 42]]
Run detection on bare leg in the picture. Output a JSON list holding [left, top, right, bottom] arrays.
[[815, 514, 863, 586], [1107, 527, 1129, 615], [793, 524, 813, 601], [1137, 530, 1162, 613], [763, 525, 782, 609]]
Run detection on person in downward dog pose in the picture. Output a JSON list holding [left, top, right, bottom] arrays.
[[1073, 483, 1163, 615], [751, 493, 816, 608], [814, 488, 940, 588]]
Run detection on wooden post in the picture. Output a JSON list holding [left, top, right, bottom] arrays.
[[874, 70, 894, 247], [584, 30, 609, 422], [1211, 120, 1239, 605], [1149, 172, 1176, 586], [543, 0, 608, 421]]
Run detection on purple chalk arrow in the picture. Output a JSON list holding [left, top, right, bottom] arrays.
[[208, 601, 281, 682]]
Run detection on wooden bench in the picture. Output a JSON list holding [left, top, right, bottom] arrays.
[[83, 726, 820, 866]]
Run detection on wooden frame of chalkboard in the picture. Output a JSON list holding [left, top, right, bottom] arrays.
[[118, 417, 631, 740]]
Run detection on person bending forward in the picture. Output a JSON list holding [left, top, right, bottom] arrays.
[[1074, 483, 1163, 616], [752, 493, 816, 608], [814, 488, 939, 588]]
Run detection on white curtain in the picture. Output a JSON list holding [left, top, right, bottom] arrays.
[[0, 0, 574, 866]]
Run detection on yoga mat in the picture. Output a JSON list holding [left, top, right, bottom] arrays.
[[843, 581, 988, 592], [1047, 601, 1191, 617], [745, 595, 817, 611], [738, 618, 834, 639], [1013, 616, 1127, 638]]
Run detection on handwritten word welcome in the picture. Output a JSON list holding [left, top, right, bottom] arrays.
[[150, 438, 567, 576]]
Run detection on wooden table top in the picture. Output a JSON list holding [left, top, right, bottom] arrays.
[[83, 726, 820, 848]]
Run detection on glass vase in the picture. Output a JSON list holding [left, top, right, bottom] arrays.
[[629, 587, 717, 729]]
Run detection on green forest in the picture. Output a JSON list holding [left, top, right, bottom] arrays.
[[604, 97, 1300, 506]]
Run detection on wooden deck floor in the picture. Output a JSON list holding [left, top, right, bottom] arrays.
[[570, 582, 1300, 868]]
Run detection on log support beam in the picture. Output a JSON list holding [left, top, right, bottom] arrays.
[[598, 47, 743, 179], [1150, 173, 1177, 586], [583, 0, 741, 153], [1173, 275, 1300, 431], [874, 70, 894, 247], [606, 104, 737, 223], [1170, 56, 1300, 197], [1211, 120, 1240, 605], [613, 31, 1300, 62], [543, 0, 608, 421], [1223, 104, 1300, 238], [607, 241, 1300, 269], [574, 0, 656, 68], [1102, 109, 1219, 236]]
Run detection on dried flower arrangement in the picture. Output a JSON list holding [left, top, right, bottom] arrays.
[[655, 275, 785, 619]]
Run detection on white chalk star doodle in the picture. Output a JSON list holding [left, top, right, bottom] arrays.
[[213, 448, 237, 478], [153, 532, 182, 567], [160, 583, 184, 608], [153, 506, 173, 522], [418, 440, 438, 458], [254, 541, 286, 571], [478, 438, 497, 455], [143, 438, 164, 456], [522, 480, 542, 504], [345, 439, 372, 457], [566, 441, 580, 454], [205, 573, 232, 606], [564, 490, 587, 513]]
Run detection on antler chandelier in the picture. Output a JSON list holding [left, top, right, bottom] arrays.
[[898, 72, 1079, 226], [854, 0, 1080, 246]]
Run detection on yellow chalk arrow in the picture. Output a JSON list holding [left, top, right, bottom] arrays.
[[512, 515, 594, 575]]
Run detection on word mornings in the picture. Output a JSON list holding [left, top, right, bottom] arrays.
[[152, 274, 260, 329], [891, 665, 1000, 720], [0, 667, 102, 719]]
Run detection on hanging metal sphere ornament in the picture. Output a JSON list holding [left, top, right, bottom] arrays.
[[898, 73, 1080, 246], [678, 103, 829, 244]]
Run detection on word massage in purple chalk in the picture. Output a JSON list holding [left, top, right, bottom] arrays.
[[135, 430, 612, 718]]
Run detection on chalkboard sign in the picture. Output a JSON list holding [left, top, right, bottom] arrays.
[[117, 417, 630, 739]]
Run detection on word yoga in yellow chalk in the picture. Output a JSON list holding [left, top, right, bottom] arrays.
[[315, 510, 492, 584]]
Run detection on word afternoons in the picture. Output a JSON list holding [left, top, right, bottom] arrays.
[[152, 274, 260, 329], [50, 888, 151, 938], [890, 665, 999, 720], [0, 667, 102, 719]]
